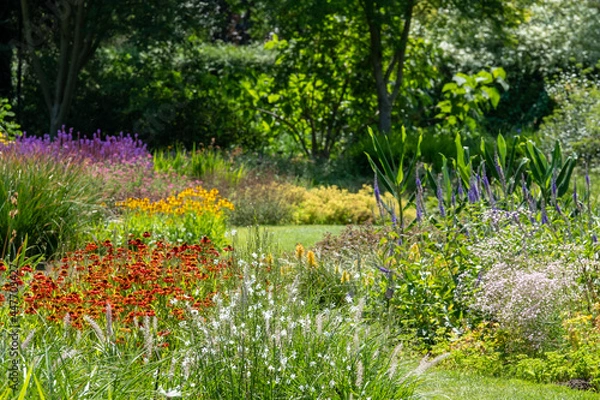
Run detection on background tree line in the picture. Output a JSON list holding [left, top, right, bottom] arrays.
[[1, 0, 599, 173]]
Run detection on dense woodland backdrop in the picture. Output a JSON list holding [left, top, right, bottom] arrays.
[[1, 0, 599, 173]]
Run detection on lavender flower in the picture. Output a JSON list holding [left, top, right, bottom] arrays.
[[1, 127, 151, 167], [483, 175, 495, 209]]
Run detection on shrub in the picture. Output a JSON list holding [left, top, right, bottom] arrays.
[[229, 182, 406, 226], [538, 73, 600, 164], [228, 181, 304, 226], [0, 152, 103, 258]]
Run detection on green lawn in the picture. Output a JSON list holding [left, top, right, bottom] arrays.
[[230, 225, 346, 254], [419, 369, 600, 400]]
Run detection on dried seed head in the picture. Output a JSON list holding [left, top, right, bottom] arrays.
[[84, 315, 106, 343]]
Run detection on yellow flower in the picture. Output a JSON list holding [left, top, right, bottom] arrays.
[[340, 270, 351, 283], [116, 185, 234, 217], [306, 250, 318, 268], [295, 244, 305, 260]]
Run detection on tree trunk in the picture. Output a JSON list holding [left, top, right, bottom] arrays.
[[362, 0, 414, 134], [21, 0, 101, 135]]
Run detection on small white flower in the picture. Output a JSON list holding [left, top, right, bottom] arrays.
[[157, 386, 182, 398]]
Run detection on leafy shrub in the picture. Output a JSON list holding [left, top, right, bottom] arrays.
[[228, 181, 303, 226], [229, 181, 406, 226], [0, 152, 103, 258], [0, 98, 21, 141], [295, 184, 391, 225], [538, 73, 600, 164]]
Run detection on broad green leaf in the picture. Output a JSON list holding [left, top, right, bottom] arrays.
[[492, 67, 507, 80], [267, 94, 280, 103], [497, 134, 507, 166], [442, 82, 457, 92], [482, 86, 501, 108]]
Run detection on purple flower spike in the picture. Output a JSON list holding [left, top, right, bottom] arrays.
[[437, 176, 446, 217], [541, 202, 549, 225], [593, 234, 598, 244], [495, 154, 506, 190], [377, 265, 392, 274]]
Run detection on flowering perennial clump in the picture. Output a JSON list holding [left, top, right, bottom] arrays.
[[0, 127, 151, 165], [1, 237, 233, 330], [117, 186, 234, 217]]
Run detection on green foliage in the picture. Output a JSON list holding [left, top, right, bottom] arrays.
[[241, 20, 369, 160], [524, 139, 576, 202], [229, 181, 393, 226], [153, 144, 247, 187], [365, 126, 422, 231], [0, 99, 20, 141], [538, 72, 600, 165], [436, 68, 509, 134], [0, 153, 103, 258]]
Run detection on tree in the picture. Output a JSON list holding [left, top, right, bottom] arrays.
[[262, 0, 528, 134], [18, 0, 204, 135]]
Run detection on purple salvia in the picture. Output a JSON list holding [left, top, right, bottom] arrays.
[[586, 170, 591, 192], [2, 127, 151, 166], [437, 175, 446, 217], [593, 234, 598, 244]]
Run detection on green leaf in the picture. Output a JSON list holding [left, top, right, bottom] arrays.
[[492, 67, 507, 80], [442, 82, 458, 93], [497, 134, 507, 167], [482, 86, 501, 108]]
